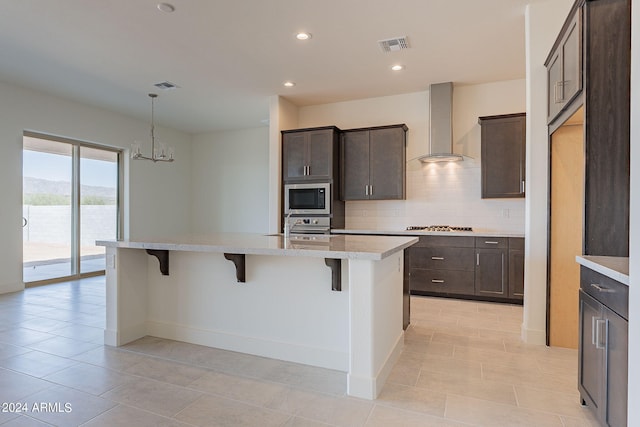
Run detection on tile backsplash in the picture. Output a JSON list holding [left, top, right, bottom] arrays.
[[344, 159, 525, 233]]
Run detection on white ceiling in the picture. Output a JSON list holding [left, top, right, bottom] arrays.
[[0, 0, 542, 134]]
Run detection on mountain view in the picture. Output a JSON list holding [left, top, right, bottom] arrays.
[[23, 177, 116, 204]]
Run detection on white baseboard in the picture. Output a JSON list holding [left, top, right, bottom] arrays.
[[0, 282, 24, 295], [104, 322, 147, 347], [521, 324, 546, 345], [146, 320, 348, 371], [348, 331, 404, 399]]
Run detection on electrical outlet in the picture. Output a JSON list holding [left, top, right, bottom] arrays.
[[501, 208, 510, 218]]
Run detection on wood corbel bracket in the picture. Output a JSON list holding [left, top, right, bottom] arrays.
[[324, 258, 342, 291], [224, 253, 246, 283], [145, 249, 169, 276]]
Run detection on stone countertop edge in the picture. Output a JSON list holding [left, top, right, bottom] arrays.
[[576, 255, 630, 286], [96, 234, 418, 261], [331, 229, 526, 238]]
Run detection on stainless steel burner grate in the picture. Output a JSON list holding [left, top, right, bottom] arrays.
[[406, 225, 473, 232]]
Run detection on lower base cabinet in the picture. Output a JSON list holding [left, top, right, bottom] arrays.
[[475, 238, 508, 297], [508, 240, 525, 298], [409, 236, 475, 297], [408, 236, 524, 303], [578, 267, 628, 427]]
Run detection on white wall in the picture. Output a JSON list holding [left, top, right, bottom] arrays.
[[628, 0, 639, 423], [0, 81, 192, 293], [268, 96, 299, 233], [297, 81, 526, 233], [523, 0, 576, 345], [192, 127, 269, 233]]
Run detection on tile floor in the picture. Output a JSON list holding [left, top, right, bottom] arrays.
[[0, 278, 600, 426]]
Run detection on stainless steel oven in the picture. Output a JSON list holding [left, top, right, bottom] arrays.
[[284, 182, 330, 216]]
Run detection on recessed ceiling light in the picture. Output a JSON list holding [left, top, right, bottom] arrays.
[[296, 32, 312, 41], [391, 64, 404, 71], [283, 81, 296, 87], [157, 3, 175, 13]]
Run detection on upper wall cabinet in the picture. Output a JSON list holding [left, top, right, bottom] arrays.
[[282, 126, 340, 182], [478, 113, 526, 199], [546, 4, 582, 125], [583, 0, 630, 256], [341, 124, 407, 201]]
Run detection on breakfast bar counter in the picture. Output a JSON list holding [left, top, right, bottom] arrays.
[[97, 233, 417, 399]]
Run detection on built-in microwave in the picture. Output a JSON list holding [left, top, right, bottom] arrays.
[[284, 182, 330, 216]]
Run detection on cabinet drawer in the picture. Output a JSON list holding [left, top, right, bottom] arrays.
[[475, 237, 508, 249], [410, 247, 475, 271], [411, 269, 475, 295], [412, 235, 475, 248], [580, 266, 628, 320]]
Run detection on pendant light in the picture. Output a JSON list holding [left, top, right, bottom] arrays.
[[131, 93, 174, 163]]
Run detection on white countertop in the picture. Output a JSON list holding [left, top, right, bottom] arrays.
[[576, 255, 629, 285], [331, 228, 525, 238], [96, 232, 418, 261]]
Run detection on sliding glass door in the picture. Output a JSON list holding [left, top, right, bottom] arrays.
[[79, 146, 119, 275], [22, 133, 122, 284], [22, 138, 74, 281]]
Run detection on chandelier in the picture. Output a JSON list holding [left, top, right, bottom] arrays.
[[131, 93, 174, 163]]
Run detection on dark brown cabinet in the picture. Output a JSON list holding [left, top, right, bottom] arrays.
[[545, 0, 630, 258], [583, 0, 630, 257], [282, 127, 339, 182], [409, 236, 475, 297], [546, 0, 630, 352], [478, 113, 526, 199], [474, 238, 508, 298], [409, 235, 524, 303], [546, 5, 582, 124], [508, 238, 525, 300], [403, 249, 410, 330], [578, 266, 628, 427], [341, 124, 407, 200]]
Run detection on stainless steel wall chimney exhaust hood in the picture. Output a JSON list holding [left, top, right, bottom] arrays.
[[418, 82, 463, 163]]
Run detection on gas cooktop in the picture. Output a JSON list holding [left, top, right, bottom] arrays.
[[406, 225, 473, 232]]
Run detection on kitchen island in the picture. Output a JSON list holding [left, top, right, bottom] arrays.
[[96, 233, 417, 399]]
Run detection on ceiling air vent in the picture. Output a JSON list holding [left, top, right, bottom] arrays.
[[378, 36, 410, 52], [154, 81, 179, 90]]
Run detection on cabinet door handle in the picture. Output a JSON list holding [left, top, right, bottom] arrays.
[[554, 81, 565, 103], [477, 253, 480, 266], [521, 180, 525, 193], [431, 279, 445, 284], [365, 185, 369, 196], [595, 319, 608, 350], [590, 283, 615, 293], [431, 256, 444, 260], [307, 165, 310, 176], [484, 241, 499, 245], [369, 185, 373, 196]]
